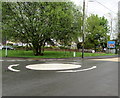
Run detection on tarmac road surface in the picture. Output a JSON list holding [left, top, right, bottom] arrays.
[[2, 57, 118, 96]]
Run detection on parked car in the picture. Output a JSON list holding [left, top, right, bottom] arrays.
[[2, 46, 14, 50], [0, 46, 2, 50]]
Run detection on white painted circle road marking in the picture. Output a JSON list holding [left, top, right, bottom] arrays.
[[56, 66, 97, 73], [8, 64, 20, 72], [26, 63, 81, 71], [7, 63, 96, 72]]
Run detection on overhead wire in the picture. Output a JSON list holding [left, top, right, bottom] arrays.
[[94, 0, 117, 15]]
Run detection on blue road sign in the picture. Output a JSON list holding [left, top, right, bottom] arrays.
[[107, 41, 115, 48]]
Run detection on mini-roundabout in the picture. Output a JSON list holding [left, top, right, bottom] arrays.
[[8, 63, 97, 73]]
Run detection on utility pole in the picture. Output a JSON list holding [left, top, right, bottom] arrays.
[[5, 33, 7, 57], [82, 0, 85, 58]]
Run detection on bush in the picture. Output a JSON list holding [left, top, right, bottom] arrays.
[[7, 43, 13, 46], [44, 46, 53, 49], [96, 47, 102, 52], [59, 46, 70, 49], [13, 46, 25, 50], [84, 42, 94, 49]]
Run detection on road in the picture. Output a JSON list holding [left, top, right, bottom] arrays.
[[2, 57, 118, 96]]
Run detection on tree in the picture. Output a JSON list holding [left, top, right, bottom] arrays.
[[72, 6, 83, 44], [2, 2, 82, 56], [85, 14, 109, 52]]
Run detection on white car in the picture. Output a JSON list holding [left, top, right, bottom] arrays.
[[2, 46, 14, 50]]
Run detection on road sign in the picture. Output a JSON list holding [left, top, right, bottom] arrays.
[[107, 41, 115, 48]]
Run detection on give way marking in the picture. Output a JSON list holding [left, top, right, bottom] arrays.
[[8, 64, 20, 72]]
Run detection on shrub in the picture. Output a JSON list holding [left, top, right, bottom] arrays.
[[84, 42, 94, 49], [59, 46, 70, 49]]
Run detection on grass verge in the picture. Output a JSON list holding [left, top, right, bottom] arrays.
[[0, 50, 117, 58]]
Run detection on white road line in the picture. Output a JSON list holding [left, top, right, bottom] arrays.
[[8, 64, 20, 72], [6, 60, 17, 62], [57, 66, 97, 73], [26, 63, 81, 70], [16, 60, 26, 61], [0, 60, 4, 61]]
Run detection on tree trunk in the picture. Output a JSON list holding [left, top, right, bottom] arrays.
[[38, 45, 43, 56], [26, 43, 28, 51], [94, 45, 97, 52], [41, 42, 45, 54], [29, 43, 32, 50], [32, 43, 44, 56], [32, 39, 45, 56], [35, 47, 39, 56]]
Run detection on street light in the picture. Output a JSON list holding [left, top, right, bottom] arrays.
[[105, 13, 114, 40], [82, 0, 86, 58]]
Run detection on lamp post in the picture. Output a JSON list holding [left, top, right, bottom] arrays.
[[82, 0, 86, 58], [107, 13, 113, 40]]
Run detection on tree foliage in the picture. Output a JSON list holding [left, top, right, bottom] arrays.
[[2, 2, 82, 55], [85, 14, 110, 51]]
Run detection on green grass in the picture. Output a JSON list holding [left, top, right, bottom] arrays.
[[0, 50, 116, 58]]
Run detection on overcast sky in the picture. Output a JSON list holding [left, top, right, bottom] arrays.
[[71, 0, 119, 39], [71, 0, 119, 18]]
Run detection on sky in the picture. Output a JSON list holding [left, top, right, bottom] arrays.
[[2, 0, 119, 39], [71, 0, 119, 18], [71, 0, 119, 39]]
